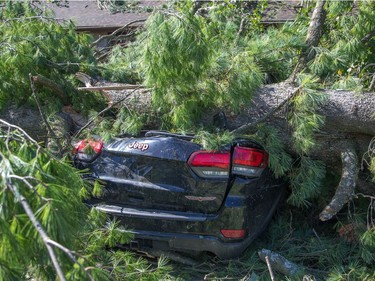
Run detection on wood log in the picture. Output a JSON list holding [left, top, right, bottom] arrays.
[[258, 249, 304, 278]]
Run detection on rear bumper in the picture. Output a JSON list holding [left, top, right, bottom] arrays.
[[91, 203, 254, 258], [130, 229, 257, 259]]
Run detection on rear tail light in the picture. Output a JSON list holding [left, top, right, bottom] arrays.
[[72, 138, 103, 162], [188, 151, 230, 178], [232, 146, 268, 177], [188, 146, 268, 178], [221, 229, 246, 239]]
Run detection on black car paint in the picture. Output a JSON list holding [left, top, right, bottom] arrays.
[[75, 134, 285, 259]]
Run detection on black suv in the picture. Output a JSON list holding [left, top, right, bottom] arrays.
[[73, 131, 285, 259]]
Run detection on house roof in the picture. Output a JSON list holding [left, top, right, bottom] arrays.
[[43, 0, 300, 31], [43, 0, 163, 31]]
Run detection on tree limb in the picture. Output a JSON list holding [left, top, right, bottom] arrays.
[[73, 86, 142, 139], [78, 85, 146, 91], [290, 0, 327, 82], [319, 146, 359, 221], [29, 73, 63, 154], [0, 119, 40, 146], [265, 255, 276, 281], [31, 74, 70, 105], [91, 19, 146, 47], [258, 249, 304, 278], [46, 239, 94, 281]]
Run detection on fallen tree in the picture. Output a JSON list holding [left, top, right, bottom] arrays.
[[224, 82, 375, 219], [4, 74, 374, 222]]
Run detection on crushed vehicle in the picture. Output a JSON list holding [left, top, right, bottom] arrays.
[[73, 131, 286, 259]]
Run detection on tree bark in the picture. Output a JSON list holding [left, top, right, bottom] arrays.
[[227, 83, 375, 138]]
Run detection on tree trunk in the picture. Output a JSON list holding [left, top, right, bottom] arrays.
[[225, 83, 375, 170], [220, 82, 375, 217]]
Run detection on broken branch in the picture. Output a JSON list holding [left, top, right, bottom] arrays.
[[319, 146, 359, 221], [92, 19, 146, 47], [29, 73, 63, 154], [265, 255, 276, 281], [258, 249, 304, 278], [31, 74, 70, 105]]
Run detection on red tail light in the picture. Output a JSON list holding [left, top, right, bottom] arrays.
[[188, 151, 230, 178], [233, 147, 267, 167], [232, 146, 268, 177], [72, 138, 103, 162], [221, 229, 246, 239], [188, 146, 268, 178]]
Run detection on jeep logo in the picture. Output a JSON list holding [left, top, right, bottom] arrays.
[[128, 142, 149, 151]]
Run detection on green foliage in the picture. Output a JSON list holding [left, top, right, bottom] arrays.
[[0, 123, 174, 280], [96, 0, 159, 14], [100, 44, 142, 84], [360, 227, 375, 264], [97, 0, 140, 14], [289, 75, 327, 155], [309, 0, 375, 89], [254, 125, 293, 178], [103, 1, 278, 130], [288, 157, 326, 207], [0, 1, 101, 113], [195, 131, 235, 150], [139, 11, 213, 129], [111, 107, 147, 136], [0, 125, 88, 279]]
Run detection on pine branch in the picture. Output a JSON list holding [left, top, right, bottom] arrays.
[[6, 182, 67, 281], [265, 255, 276, 281], [78, 85, 146, 91], [46, 239, 95, 281], [8, 175, 49, 202], [0, 119, 40, 147], [289, 0, 327, 82]]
